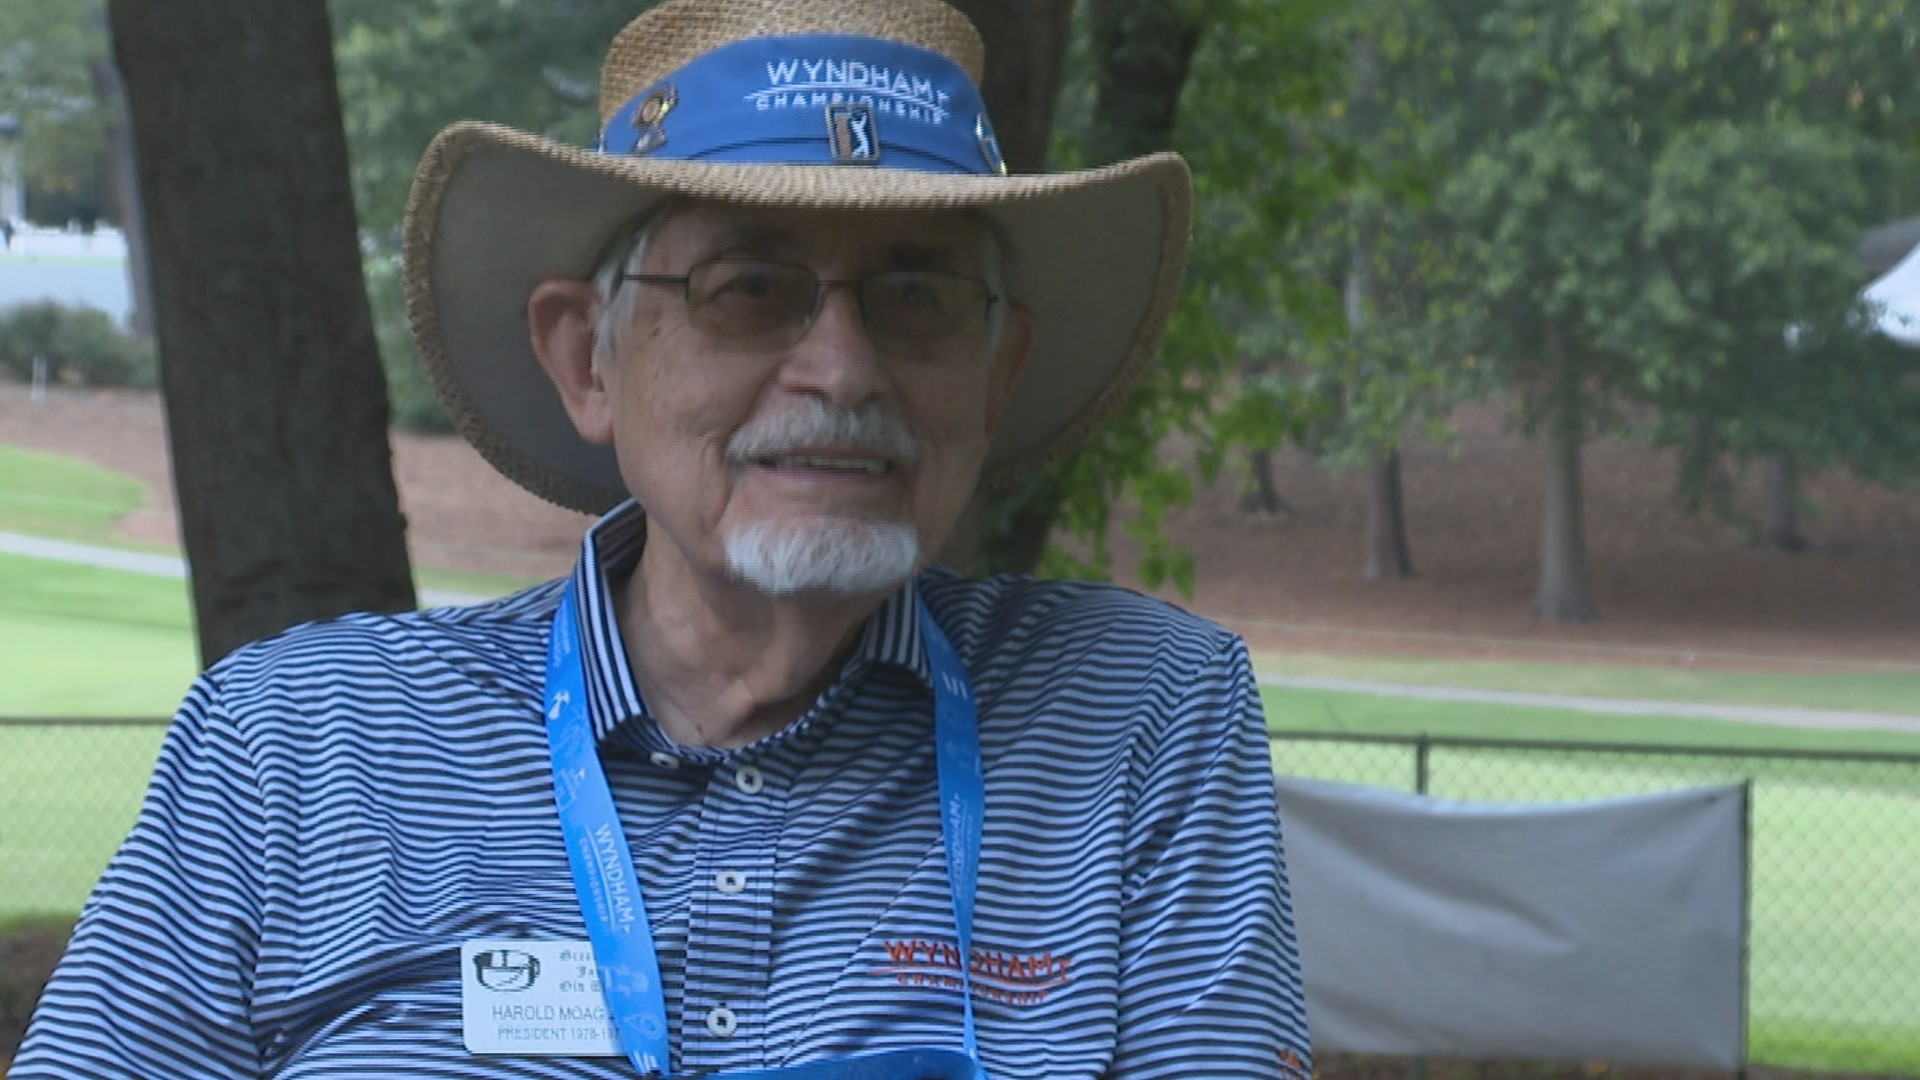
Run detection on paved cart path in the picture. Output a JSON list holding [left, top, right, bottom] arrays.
[[0, 530, 487, 609]]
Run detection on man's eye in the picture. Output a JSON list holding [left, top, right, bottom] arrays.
[[716, 267, 783, 298], [886, 275, 945, 310]]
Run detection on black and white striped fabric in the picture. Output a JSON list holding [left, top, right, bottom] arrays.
[[17, 503, 1311, 1079]]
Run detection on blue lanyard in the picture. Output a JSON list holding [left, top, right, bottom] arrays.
[[544, 582, 986, 1079]]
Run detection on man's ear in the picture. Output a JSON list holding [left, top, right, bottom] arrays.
[[983, 302, 1034, 436], [528, 279, 613, 445]]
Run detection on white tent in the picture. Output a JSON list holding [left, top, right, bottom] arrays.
[[1863, 238, 1920, 346]]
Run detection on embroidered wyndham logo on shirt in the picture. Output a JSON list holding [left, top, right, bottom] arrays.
[[874, 939, 1073, 1006], [827, 104, 880, 164]]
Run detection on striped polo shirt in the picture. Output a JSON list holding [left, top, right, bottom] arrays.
[[16, 504, 1310, 1079]]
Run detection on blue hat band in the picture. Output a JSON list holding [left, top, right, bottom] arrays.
[[597, 34, 1005, 176]]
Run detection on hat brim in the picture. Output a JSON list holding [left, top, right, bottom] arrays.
[[403, 120, 1192, 515]]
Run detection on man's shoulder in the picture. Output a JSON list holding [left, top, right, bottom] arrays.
[[917, 566, 1238, 664], [914, 570, 1260, 757]]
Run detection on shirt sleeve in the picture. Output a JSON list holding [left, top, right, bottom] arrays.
[[1108, 637, 1312, 1080], [11, 675, 268, 1078]]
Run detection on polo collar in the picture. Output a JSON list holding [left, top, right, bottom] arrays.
[[567, 501, 930, 747]]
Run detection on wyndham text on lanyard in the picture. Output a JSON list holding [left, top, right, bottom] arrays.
[[544, 582, 988, 1079]]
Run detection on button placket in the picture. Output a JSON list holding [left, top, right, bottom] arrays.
[[679, 755, 786, 1073]]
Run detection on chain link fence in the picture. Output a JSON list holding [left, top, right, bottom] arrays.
[[4, 721, 1917, 1073], [1274, 732, 1920, 1075], [1, 719, 169, 921]]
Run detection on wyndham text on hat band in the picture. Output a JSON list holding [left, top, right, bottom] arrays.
[[599, 34, 1004, 176]]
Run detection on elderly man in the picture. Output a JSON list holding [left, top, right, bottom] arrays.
[[15, 1, 1309, 1077]]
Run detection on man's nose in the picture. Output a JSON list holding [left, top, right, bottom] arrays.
[[780, 284, 887, 406]]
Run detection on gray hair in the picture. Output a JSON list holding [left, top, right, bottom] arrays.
[[590, 200, 681, 370]]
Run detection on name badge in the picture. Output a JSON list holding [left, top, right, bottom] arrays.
[[461, 939, 623, 1056]]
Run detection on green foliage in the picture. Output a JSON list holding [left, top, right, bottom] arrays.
[[331, 0, 648, 240], [0, 301, 153, 387], [359, 250, 451, 432], [1431, 0, 1920, 479], [1033, 0, 1350, 592], [331, 0, 653, 430], [0, 0, 111, 223], [1630, 116, 1920, 496], [1155, 0, 1493, 530]]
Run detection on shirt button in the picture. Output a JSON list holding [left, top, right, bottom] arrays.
[[734, 765, 764, 795], [715, 870, 746, 894], [705, 1005, 738, 1038], [649, 751, 682, 770]]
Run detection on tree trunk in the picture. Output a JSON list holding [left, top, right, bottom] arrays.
[[86, 6, 152, 338], [1341, 29, 1413, 581], [1531, 321, 1597, 621], [933, 0, 1072, 575], [1362, 449, 1415, 579], [1237, 446, 1289, 516], [110, 0, 415, 664], [1675, 414, 1733, 515], [1761, 452, 1807, 552], [974, 0, 1204, 575], [943, 0, 1073, 174], [1085, 0, 1203, 162]]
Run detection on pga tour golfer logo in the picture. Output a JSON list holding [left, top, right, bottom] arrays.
[[472, 948, 541, 992], [827, 104, 880, 164]]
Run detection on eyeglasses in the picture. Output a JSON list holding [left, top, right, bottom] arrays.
[[624, 258, 999, 354]]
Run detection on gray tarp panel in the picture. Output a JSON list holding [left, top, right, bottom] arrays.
[[1277, 777, 1746, 1069]]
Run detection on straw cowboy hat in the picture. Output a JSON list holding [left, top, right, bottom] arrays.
[[403, 0, 1192, 515]]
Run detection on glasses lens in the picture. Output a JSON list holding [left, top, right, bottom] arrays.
[[863, 271, 986, 347], [687, 260, 817, 343]]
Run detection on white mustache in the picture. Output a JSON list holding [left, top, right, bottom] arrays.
[[725, 401, 920, 467]]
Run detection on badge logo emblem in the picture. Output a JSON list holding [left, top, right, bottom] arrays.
[[976, 114, 1007, 176], [827, 104, 881, 164], [472, 948, 541, 992], [630, 84, 676, 155]]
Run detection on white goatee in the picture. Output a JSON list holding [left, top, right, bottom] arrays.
[[724, 519, 920, 596], [721, 400, 923, 596]]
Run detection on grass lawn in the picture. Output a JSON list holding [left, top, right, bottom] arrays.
[[1265, 685, 1920, 756], [0, 554, 196, 718], [1256, 650, 1920, 717], [0, 444, 539, 598], [417, 564, 545, 600], [1267, 686, 1920, 1074], [0, 445, 157, 548]]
